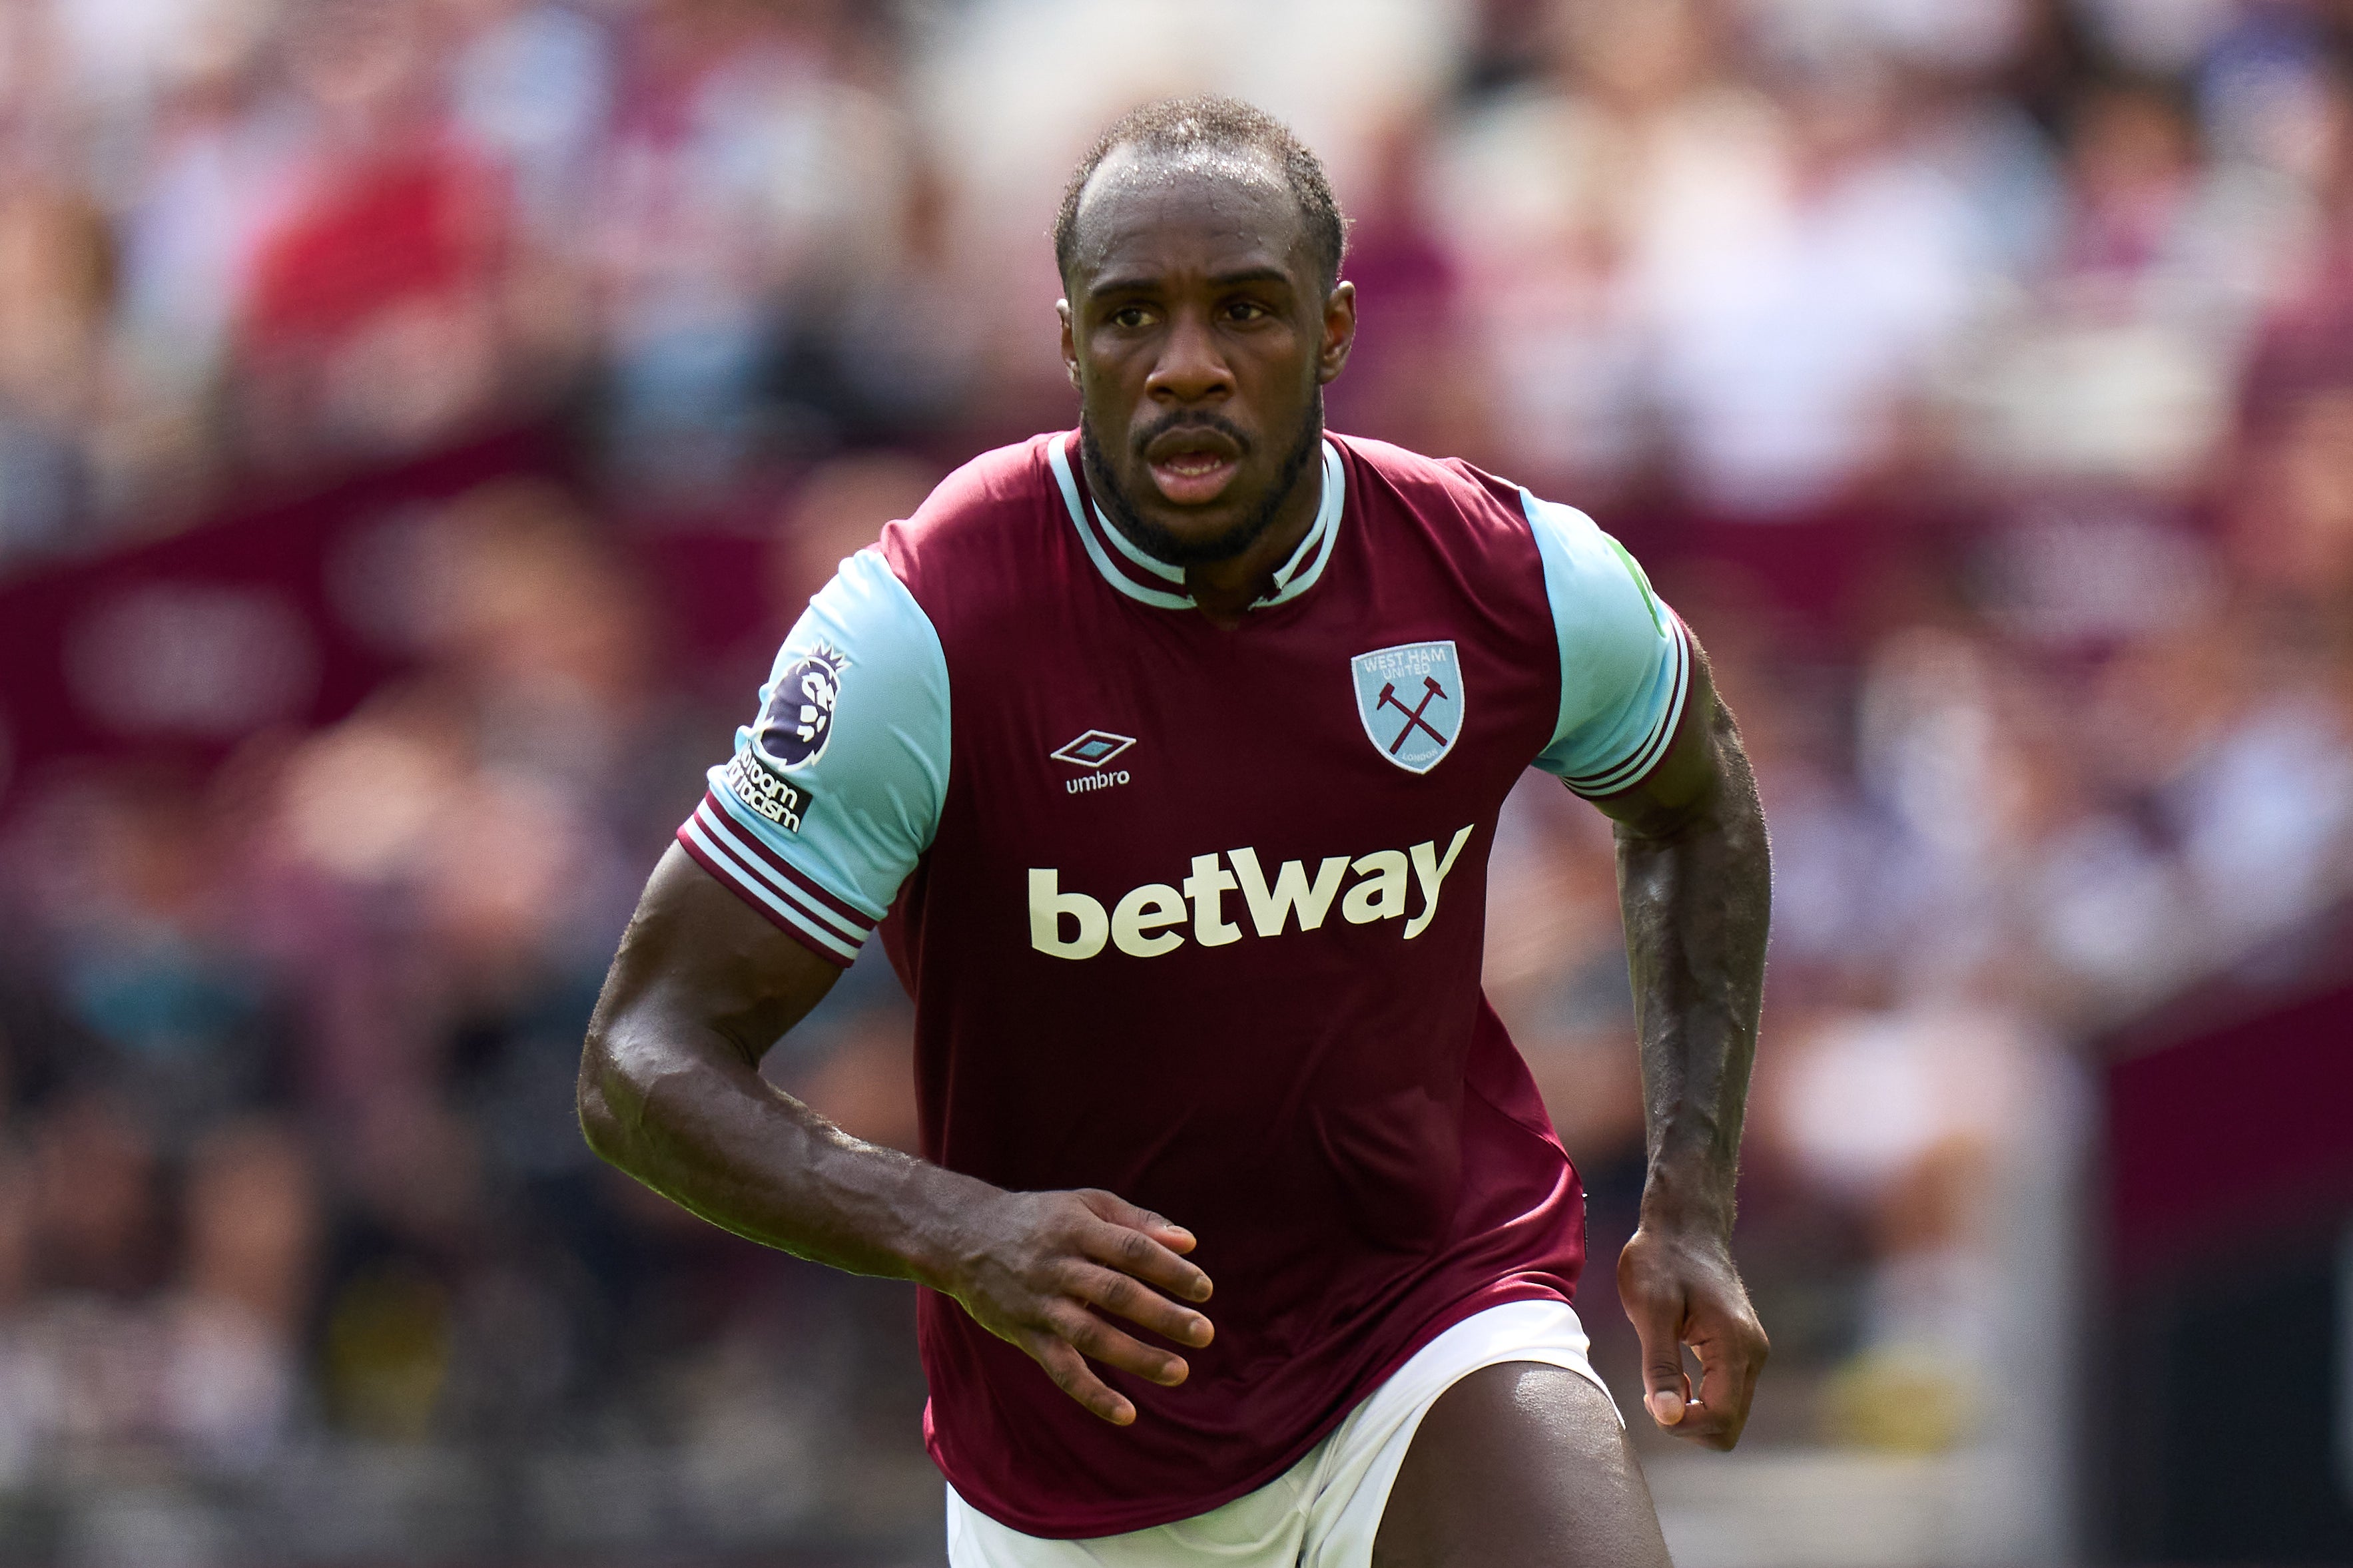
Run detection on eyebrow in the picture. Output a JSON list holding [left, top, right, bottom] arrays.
[[1208, 266, 1293, 290], [1086, 264, 1296, 298]]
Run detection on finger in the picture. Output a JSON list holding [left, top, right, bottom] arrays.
[[1028, 1334, 1135, 1426], [1693, 1331, 1756, 1416], [1050, 1302, 1191, 1388], [1660, 1358, 1738, 1449], [1663, 1378, 1753, 1451], [1076, 1189, 1201, 1256], [1080, 1217, 1213, 1303], [1665, 1402, 1738, 1449], [1063, 1262, 1214, 1347], [1681, 1322, 1768, 1450], [1622, 1290, 1692, 1428]]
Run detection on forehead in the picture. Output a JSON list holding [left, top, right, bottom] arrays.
[[1069, 144, 1309, 284]]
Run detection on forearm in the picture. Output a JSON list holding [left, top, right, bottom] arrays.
[[577, 850, 994, 1288], [581, 1035, 950, 1273], [581, 1013, 988, 1286], [577, 850, 1215, 1426], [1614, 700, 1770, 1238]]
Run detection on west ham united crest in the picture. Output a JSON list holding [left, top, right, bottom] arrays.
[[754, 645, 849, 772], [1351, 641, 1463, 774]]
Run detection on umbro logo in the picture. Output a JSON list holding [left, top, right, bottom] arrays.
[[1052, 729, 1136, 795], [1051, 730, 1136, 769]]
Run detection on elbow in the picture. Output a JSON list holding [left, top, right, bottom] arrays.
[[576, 1020, 636, 1170], [1684, 702, 1770, 847]]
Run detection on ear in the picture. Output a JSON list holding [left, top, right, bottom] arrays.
[[1057, 298, 1082, 390], [1316, 280, 1357, 386]]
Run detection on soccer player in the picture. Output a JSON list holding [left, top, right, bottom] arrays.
[[579, 97, 1770, 1566]]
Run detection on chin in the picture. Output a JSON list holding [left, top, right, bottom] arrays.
[[1150, 513, 1248, 551]]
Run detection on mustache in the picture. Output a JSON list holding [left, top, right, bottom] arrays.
[[1130, 410, 1252, 457]]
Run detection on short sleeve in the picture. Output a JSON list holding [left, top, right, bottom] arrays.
[[676, 548, 950, 965], [1522, 493, 1692, 798]]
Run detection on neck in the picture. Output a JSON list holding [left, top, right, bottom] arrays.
[[1183, 450, 1323, 627]]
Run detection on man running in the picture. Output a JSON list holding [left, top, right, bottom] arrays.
[[580, 95, 1770, 1567]]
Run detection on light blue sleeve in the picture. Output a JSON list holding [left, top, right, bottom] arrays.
[[1523, 493, 1692, 798], [675, 548, 950, 963]]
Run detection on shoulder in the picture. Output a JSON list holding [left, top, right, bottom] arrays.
[[1330, 432, 1530, 533], [800, 546, 942, 666], [1518, 491, 1667, 634], [1319, 434, 1662, 609], [874, 433, 1072, 639], [878, 432, 1065, 595], [1330, 433, 1552, 615]]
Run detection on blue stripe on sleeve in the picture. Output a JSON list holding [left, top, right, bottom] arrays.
[[1523, 493, 1689, 796], [691, 547, 950, 935]]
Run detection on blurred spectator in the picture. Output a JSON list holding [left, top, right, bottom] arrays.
[[168, 1116, 316, 1467]]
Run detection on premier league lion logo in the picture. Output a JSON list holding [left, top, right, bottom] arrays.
[[753, 646, 850, 771]]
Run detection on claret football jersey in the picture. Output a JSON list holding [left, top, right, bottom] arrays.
[[677, 429, 1690, 1538]]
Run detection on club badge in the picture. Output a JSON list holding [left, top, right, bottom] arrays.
[[1349, 641, 1463, 774]]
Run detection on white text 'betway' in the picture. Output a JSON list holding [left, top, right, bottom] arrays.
[[1028, 826, 1474, 959]]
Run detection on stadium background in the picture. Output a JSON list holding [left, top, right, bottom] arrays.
[[0, 0, 2349, 1562]]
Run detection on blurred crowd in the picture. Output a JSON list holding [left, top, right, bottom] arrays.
[[1, 0, 2352, 1560]]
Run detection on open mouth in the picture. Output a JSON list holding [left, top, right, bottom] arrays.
[[1144, 429, 1243, 506]]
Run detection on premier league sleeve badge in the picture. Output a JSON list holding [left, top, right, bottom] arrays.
[[755, 646, 850, 772], [725, 645, 850, 833]]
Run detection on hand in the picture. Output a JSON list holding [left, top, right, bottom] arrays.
[[1617, 1223, 1768, 1449], [937, 1187, 1215, 1426]]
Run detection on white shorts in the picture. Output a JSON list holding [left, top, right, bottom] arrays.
[[944, 1298, 1619, 1568]]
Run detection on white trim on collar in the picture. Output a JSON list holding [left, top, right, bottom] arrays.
[[1259, 441, 1345, 607], [1048, 434, 1345, 612]]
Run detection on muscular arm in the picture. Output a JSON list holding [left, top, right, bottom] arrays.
[[579, 845, 1215, 1425], [1590, 637, 1772, 1449]]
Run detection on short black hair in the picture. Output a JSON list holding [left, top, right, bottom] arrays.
[[1053, 95, 1348, 294]]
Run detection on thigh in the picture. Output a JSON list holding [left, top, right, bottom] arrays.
[[1371, 1363, 1673, 1568]]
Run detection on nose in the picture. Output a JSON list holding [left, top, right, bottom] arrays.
[[1146, 306, 1233, 405]]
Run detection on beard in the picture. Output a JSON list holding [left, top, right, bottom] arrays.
[[1081, 389, 1325, 569]]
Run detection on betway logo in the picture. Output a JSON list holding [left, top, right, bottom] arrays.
[[1028, 826, 1474, 960]]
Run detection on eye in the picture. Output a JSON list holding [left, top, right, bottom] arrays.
[[1110, 306, 1154, 329], [1225, 300, 1270, 322]]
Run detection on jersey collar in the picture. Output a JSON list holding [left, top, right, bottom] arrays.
[[1049, 431, 1345, 613]]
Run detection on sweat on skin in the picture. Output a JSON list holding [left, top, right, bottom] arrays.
[[1030, 825, 1475, 959]]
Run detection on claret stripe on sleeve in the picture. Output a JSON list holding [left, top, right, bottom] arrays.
[[1562, 613, 1692, 800], [675, 792, 874, 965]]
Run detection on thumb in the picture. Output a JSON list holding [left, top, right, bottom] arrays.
[[1628, 1294, 1690, 1427]]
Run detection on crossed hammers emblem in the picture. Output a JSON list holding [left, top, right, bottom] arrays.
[[1377, 675, 1451, 755]]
